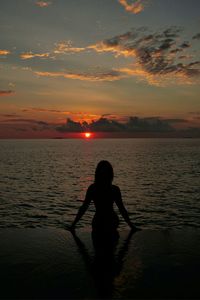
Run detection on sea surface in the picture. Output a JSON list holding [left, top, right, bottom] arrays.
[[0, 138, 199, 230]]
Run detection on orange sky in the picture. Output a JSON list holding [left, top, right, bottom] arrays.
[[0, 0, 200, 138]]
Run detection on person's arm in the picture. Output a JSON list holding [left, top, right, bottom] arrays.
[[71, 185, 92, 230], [114, 186, 137, 230]]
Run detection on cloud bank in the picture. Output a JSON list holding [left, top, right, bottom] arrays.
[[1, 115, 199, 138], [56, 117, 174, 133]]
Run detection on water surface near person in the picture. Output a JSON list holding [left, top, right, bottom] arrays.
[[0, 138, 199, 229]]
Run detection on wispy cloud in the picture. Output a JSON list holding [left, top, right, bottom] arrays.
[[0, 49, 11, 56], [0, 90, 15, 96], [189, 111, 200, 118], [0, 114, 21, 118], [118, 0, 147, 14], [1, 118, 49, 126], [20, 26, 200, 85], [0, 118, 53, 135], [34, 70, 123, 81], [116, 67, 161, 85], [20, 52, 50, 60], [22, 107, 70, 113], [54, 41, 86, 54], [21, 107, 101, 123], [56, 116, 175, 133], [35, 1, 51, 8], [19, 42, 85, 61]]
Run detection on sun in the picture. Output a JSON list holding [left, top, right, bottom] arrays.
[[84, 132, 92, 138]]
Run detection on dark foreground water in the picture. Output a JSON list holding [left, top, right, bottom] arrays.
[[0, 228, 200, 299], [0, 138, 199, 229]]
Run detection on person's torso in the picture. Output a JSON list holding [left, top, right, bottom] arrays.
[[90, 183, 118, 216]]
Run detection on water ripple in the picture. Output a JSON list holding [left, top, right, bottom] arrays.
[[0, 138, 199, 229]]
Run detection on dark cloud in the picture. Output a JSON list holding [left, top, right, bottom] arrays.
[[22, 107, 65, 113], [188, 61, 200, 67], [0, 90, 15, 96], [125, 117, 174, 132], [159, 38, 175, 51], [165, 118, 189, 124], [182, 68, 200, 77], [56, 118, 82, 132], [180, 42, 191, 49], [56, 117, 175, 133], [170, 48, 183, 54], [192, 33, 200, 40], [90, 118, 125, 132], [178, 55, 189, 59], [132, 31, 196, 78], [163, 27, 183, 38]]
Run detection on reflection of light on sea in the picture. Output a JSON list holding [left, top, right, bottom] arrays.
[[113, 238, 143, 297], [78, 135, 96, 219]]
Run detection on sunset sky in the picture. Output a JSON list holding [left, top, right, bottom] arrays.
[[0, 0, 200, 138]]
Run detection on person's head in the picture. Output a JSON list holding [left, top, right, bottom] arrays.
[[95, 160, 114, 186]]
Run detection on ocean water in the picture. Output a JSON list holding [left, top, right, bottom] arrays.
[[0, 138, 199, 230]]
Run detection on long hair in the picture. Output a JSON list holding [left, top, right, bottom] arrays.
[[95, 160, 114, 186]]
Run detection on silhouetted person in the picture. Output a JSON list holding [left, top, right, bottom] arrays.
[[70, 160, 137, 232]]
